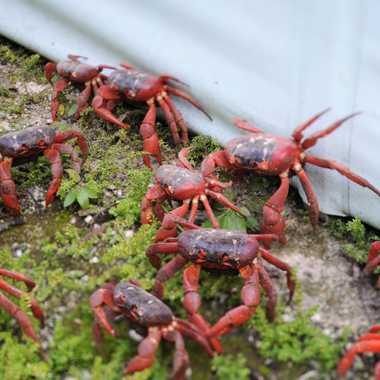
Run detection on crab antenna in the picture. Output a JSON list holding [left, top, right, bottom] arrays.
[[292, 107, 331, 143], [302, 112, 361, 150]]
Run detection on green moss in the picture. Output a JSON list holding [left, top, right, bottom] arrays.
[[329, 217, 380, 264], [0, 44, 18, 64], [248, 305, 349, 372], [187, 135, 222, 166], [211, 353, 250, 380], [109, 168, 153, 227]]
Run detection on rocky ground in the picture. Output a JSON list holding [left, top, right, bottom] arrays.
[[0, 36, 380, 380]]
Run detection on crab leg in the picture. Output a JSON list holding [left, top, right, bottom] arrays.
[[0, 279, 44, 326], [141, 184, 167, 225], [260, 247, 295, 302], [201, 150, 233, 177], [155, 201, 190, 242], [164, 95, 189, 144], [261, 172, 289, 245], [234, 118, 263, 134], [257, 264, 277, 321], [291, 108, 331, 142], [54, 130, 89, 162], [205, 189, 242, 214], [44, 62, 57, 83], [183, 264, 223, 353], [166, 86, 212, 120], [302, 112, 360, 150], [294, 165, 320, 227], [90, 284, 118, 336], [208, 265, 260, 338], [161, 75, 189, 87], [170, 330, 189, 380], [200, 195, 219, 228], [338, 340, 380, 377], [0, 158, 20, 214], [166, 215, 200, 230], [51, 78, 68, 120], [140, 101, 161, 168], [75, 82, 92, 119], [43, 147, 63, 206], [0, 293, 40, 343], [367, 243, 380, 269], [156, 94, 181, 145], [304, 154, 380, 197], [188, 196, 199, 223], [55, 143, 81, 172], [0, 268, 35, 290], [177, 147, 193, 170], [124, 327, 162, 375], [153, 256, 187, 299], [92, 86, 129, 129], [146, 242, 179, 269], [176, 319, 213, 356]]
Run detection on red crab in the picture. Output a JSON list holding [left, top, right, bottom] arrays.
[[201, 109, 380, 244], [141, 148, 243, 242], [0, 268, 44, 343], [90, 280, 213, 380], [44, 54, 115, 120], [92, 63, 212, 168], [364, 242, 380, 286], [147, 216, 295, 352], [338, 324, 380, 379], [0, 125, 88, 214]]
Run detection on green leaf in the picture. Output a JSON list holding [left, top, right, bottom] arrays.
[[86, 181, 100, 199], [67, 103, 78, 117], [63, 189, 78, 208], [202, 209, 247, 232], [77, 187, 90, 209], [218, 209, 247, 232]]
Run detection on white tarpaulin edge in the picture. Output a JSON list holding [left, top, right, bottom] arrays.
[[1, 0, 379, 227]]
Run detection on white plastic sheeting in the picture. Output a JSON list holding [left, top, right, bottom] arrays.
[[1, 0, 379, 227]]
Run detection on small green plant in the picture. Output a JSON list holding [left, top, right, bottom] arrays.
[[330, 217, 380, 264], [109, 167, 153, 227], [211, 353, 250, 380], [64, 181, 100, 209], [60, 170, 100, 209], [248, 306, 348, 372]]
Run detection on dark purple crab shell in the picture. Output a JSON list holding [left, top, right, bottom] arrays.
[[114, 282, 173, 326], [106, 69, 158, 95], [225, 135, 279, 167], [156, 164, 204, 189], [0, 126, 56, 158], [177, 229, 259, 268]]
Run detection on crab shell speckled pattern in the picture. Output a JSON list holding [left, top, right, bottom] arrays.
[[107, 69, 162, 100], [156, 164, 205, 199], [114, 282, 173, 326], [177, 229, 260, 268], [56, 61, 98, 82], [225, 134, 298, 174], [0, 126, 56, 158]]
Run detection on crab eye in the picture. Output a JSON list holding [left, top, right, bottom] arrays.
[[115, 293, 126, 305]]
